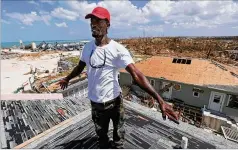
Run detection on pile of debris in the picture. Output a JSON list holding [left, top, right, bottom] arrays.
[[17, 41, 88, 52], [122, 85, 203, 127], [16, 51, 61, 61], [14, 55, 86, 94], [1, 50, 21, 60], [57, 55, 74, 73], [118, 37, 238, 66]]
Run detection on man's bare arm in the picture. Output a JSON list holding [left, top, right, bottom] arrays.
[[66, 60, 86, 81], [125, 63, 164, 106]]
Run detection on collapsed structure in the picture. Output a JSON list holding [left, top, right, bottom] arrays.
[[118, 37, 238, 66], [119, 56, 238, 139], [17, 41, 89, 52]]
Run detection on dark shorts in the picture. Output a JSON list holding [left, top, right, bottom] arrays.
[[91, 94, 125, 149]]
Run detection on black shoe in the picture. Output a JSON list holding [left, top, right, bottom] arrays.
[[109, 140, 123, 149]]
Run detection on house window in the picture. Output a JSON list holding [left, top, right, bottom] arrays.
[[173, 84, 181, 91], [193, 91, 199, 97], [162, 82, 172, 93], [150, 79, 155, 86], [227, 95, 238, 109], [213, 95, 221, 103]]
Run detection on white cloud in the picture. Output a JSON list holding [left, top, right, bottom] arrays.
[[98, 1, 149, 27], [142, 1, 174, 17], [28, 0, 39, 6], [40, 0, 55, 5], [6, 0, 238, 35], [232, 26, 238, 29], [3, 10, 6, 13], [66, 1, 149, 28], [64, 1, 237, 30], [53, 0, 235, 35], [142, 1, 238, 29], [1, 19, 10, 24], [5, 11, 51, 26], [138, 25, 164, 32], [51, 7, 79, 21], [55, 22, 68, 28], [21, 26, 25, 29], [39, 10, 50, 15], [66, 1, 97, 16]]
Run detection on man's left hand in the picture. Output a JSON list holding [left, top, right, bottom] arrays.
[[160, 102, 181, 124]]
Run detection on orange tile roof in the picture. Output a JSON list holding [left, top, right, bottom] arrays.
[[120, 56, 238, 90]]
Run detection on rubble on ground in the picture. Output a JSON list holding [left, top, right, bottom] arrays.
[[1, 50, 21, 60], [4, 51, 86, 94], [16, 51, 62, 61], [117, 37, 238, 66], [12, 41, 88, 52]]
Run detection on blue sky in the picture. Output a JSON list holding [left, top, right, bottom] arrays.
[[1, 0, 238, 42]]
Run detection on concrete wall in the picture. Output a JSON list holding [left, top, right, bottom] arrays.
[[171, 84, 211, 108], [223, 107, 238, 117], [119, 72, 238, 117], [119, 72, 210, 108], [119, 72, 161, 91], [119, 72, 132, 86]]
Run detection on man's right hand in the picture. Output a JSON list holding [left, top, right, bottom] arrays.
[[58, 78, 69, 90]]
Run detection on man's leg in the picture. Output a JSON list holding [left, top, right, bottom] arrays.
[[111, 96, 125, 149], [91, 104, 111, 149]]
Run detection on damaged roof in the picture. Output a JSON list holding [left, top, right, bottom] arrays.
[[16, 108, 216, 149], [11, 104, 215, 149], [121, 56, 238, 93], [1, 95, 238, 149]]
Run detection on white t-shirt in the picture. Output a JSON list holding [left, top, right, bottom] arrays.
[[80, 40, 134, 103]]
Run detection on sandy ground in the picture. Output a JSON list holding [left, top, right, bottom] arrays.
[[1, 49, 80, 94]]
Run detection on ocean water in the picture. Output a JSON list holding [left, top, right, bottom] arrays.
[[1, 39, 90, 48]]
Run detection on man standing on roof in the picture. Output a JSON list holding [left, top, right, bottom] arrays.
[[59, 7, 180, 149]]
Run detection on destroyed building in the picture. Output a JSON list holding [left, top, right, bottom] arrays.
[[120, 56, 238, 118], [119, 56, 238, 135]]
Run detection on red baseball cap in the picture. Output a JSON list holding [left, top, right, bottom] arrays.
[[85, 7, 110, 22]]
